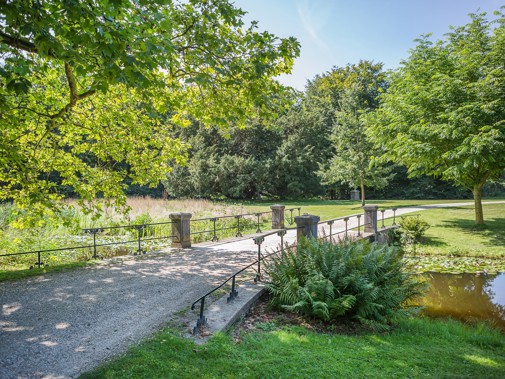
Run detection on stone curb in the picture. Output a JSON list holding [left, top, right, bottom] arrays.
[[190, 280, 265, 343]]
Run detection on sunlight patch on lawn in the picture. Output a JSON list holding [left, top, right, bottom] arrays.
[[464, 354, 501, 368], [275, 330, 309, 344]]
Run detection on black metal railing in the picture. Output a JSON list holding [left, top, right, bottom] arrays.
[[82, 220, 176, 256], [0, 220, 176, 270], [1, 206, 303, 271], [379, 208, 398, 229], [189, 211, 273, 243], [189, 207, 401, 333], [188, 207, 301, 243], [285, 207, 301, 225], [190, 226, 298, 333], [318, 213, 365, 242], [317, 207, 399, 242]]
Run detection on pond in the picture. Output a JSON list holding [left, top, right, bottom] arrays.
[[418, 272, 505, 330]]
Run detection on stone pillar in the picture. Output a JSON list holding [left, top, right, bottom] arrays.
[[363, 205, 379, 234], [294, 214, 320, 241], [350, 189, 360, 201], [169, 212, 192, 248], [270, 204, 285, 229]]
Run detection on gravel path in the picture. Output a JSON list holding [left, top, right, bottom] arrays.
[[1, 200, 503, 378], [0, 246, 257, 379]]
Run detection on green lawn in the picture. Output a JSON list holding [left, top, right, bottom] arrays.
[[406, 203, 505, 258], [238, 198, 488, 222], [82, 317, 505, 379], [389, 202, 505, 273]]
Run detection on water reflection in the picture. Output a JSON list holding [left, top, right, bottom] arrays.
[[418, 272, 505, 330]]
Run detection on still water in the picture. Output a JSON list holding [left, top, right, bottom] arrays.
[[418, 272, 505, 330]]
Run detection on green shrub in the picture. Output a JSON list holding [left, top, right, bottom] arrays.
[[398, 216, 430, 254], [265, 238, 426, 331]]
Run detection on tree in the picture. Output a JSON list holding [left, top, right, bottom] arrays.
[[271, 101, 332, 198], [0, 0, 299, 223], [164, 119, 280, 199], [316, 61, 391, 205], [368, 11, 505, 224]]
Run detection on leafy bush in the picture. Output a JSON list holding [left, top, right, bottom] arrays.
[[265, 238, 425, 331], [398, 216, 430, 254]]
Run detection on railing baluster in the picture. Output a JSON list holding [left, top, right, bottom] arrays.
[[34, 251, 43, 268], [211, 218, 218, 241], [277, 229, 286, 252], [381, 210, 386, 229], [192, 297, 207, 334], [227, 275, 238, 303], [135, 225, 145, 255], [235, 215, 242, 237], [256, 213, 261, 233], [327, 220, 334, 242], [357, 215, 361, 236], [344, 217, 349, 239], [253, 236, 264, 282], [92, 229, 99, 259], [392, 208, 397, 225]]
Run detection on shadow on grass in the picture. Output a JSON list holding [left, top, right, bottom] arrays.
[[440, 217, 505, 249], [421, 235, 448, 247]]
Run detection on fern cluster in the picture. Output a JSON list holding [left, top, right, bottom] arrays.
[[265, 238, 426, 331]]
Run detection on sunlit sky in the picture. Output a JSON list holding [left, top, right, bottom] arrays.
[[233, 0, 504, 90]]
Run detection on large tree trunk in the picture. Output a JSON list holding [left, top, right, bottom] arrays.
[[472, 183, 484, 225], [360, 175, 365, 207]]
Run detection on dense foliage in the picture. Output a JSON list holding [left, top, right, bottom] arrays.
[[314, 61, 392, 206], [2, 2, 504, 221], [0, 0, 299, 223], [368, 11, 505, 223], [164, 111, 330, 199], [397, 216, 430, 255], [265, 238, 425, 330]]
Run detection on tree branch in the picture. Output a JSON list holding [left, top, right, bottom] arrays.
[[170, 19, 197, 41], [49, 63, 96, 119], [0, 31, 39, 55], [15, 106, 52, 118]]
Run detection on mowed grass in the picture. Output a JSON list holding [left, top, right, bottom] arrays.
[[401, 203, 505, 258], [237, 198, 488, 222], [82, 317, 505, 379]]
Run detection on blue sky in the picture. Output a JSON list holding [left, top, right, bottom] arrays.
[[233, 0, 504, 90]]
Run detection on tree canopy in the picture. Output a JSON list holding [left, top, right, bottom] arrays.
[[0, 0, 299, 223], [316, 61, 392, 206], [368, 11, 505, 224]]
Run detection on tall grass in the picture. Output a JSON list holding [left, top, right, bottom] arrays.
[[0, 198, 270, 271]]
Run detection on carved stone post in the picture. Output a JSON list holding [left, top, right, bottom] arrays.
[[363, 205, 379, 234], [270, 204, 285, 229], [169, 212, 192, 248], [294, 214, 320, 242]]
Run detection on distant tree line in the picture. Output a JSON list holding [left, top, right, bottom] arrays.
[[158, 60, 496, 201]]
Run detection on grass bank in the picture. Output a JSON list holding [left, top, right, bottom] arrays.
[[396, 203, 505, 273], [82, 316, 505, 378], [408, 204, 505, 257]]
